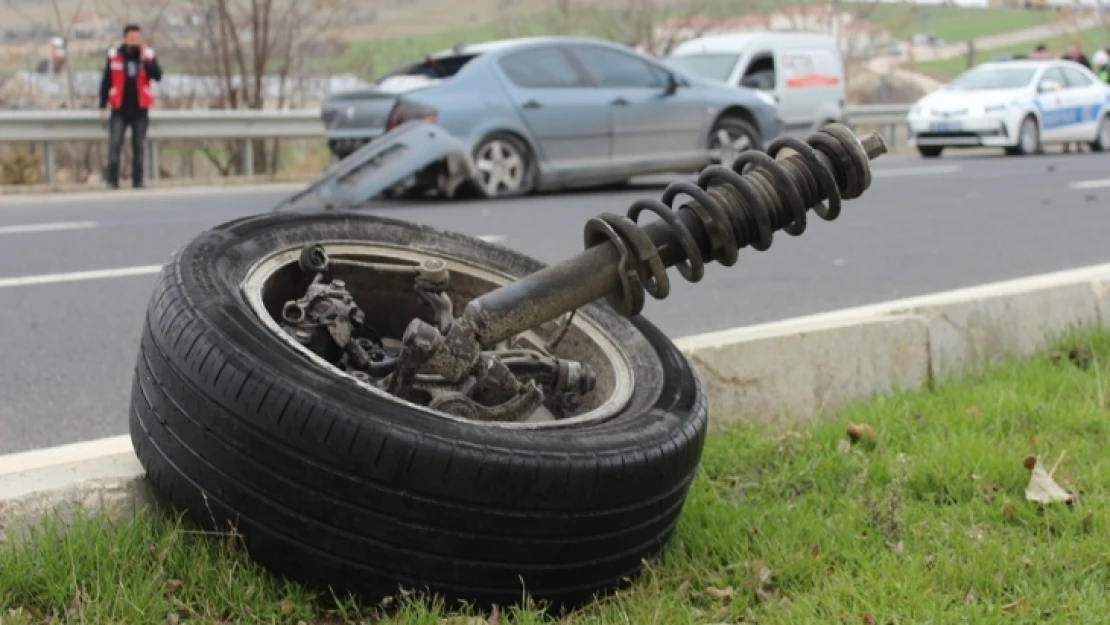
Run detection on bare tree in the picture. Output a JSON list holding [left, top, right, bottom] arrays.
[[157, 0, 358, 176]]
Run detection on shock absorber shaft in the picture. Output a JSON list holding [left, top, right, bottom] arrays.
[[460, 125, 888, 348]]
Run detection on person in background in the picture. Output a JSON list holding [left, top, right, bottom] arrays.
[[1094, 49, 1109, 83], [1062, 42, 1091, 69], [98, 24, 162, 189], [1029, 43, 1053, 59]]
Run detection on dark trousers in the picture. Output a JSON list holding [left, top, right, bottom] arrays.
[[106, 110, 149, 187]]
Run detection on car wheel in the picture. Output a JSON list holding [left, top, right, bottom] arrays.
[[128, 210, 707, 610], [1088, 115, 1110, 152], [917, 146, 943, 158], [1006, 115, 1040, 156], [708, 115, 762, 167], [472, 132, 536, 198]]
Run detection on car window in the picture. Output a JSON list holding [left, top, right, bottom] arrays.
[[383, 54, 479, 81], [1039, 67, 1067, 90], [1060, 66, 1094, 88], [498, 47, 586, 88], [740, 52, 776, 90], [571, 45, 664, 88]]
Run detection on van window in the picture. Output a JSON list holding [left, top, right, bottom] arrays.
[[779, 49, 842, 89], [664, 53, 739, 83], [739, 52, 775, 91]]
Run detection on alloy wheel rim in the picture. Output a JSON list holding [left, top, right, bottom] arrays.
[[475, 140, 525, 195]]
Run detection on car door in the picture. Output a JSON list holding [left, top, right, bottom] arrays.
[[494, 45, 612, 174], [1059, 64, 1105, 141], [567, 43, 708, 168], [1034, 66, 1071, 143]]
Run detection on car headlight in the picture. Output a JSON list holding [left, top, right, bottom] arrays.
[[917, 106, 932, 117], [753, 90, 776, 107], [969, 105, 985, 116]]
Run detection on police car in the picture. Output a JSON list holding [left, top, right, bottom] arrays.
[[906, 59, 1110, 158]]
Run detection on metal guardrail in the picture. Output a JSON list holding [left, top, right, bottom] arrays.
[[0, 105, 912, 184]]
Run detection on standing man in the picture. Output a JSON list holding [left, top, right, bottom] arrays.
[[1029, 44, 1053, 59], [1062, 42, 1091, 69], [98, 24, 162, 189]]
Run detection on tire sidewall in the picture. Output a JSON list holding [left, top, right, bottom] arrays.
[[1018, 115, 1041, 155], [1094, 115, 1110, 151], [167, 211, 704, 457]]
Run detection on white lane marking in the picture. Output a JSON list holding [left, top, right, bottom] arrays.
[[0, 183, 304, 208], [0, 264, 162, 289], [0, 221, 97, 235], [1070, 178, 1110, 190], [872, 165, 962, 178], [477, 234, 506, 243]]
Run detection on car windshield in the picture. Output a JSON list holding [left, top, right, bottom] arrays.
[[664, 53, 739, 83], [946, 66, 1036, 91]]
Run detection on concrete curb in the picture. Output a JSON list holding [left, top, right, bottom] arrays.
[[5, 261, 1110, 539]]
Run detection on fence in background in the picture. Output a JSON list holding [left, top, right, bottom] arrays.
[[0, 105, 912, 185]]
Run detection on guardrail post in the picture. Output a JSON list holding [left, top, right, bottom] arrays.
[[241, 138, 254, 177], [148, 140, 160, 181], [43, 141, 55, 185]]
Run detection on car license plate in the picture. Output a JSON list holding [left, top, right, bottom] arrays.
[[929, 121, 962, 132]]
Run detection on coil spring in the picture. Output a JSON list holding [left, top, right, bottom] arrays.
[[583, 123, 880, 317]]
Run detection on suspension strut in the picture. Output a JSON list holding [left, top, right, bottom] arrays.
[[401, 123, 888, 382]]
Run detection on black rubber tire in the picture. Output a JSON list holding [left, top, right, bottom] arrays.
[[1005, 115, 1041, 156], [128, 210, 707, 611], [472, 131, 538, 198], [1088, 115, 1110, 152], [917, 145, 943, 158]]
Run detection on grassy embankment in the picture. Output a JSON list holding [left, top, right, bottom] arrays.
[[3, 325, 1109, 623]]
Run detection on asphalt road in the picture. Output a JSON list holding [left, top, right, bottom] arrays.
[[2, 149, 1110, 454]]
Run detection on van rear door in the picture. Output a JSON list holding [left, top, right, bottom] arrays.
[[775, 47, 844, 135]]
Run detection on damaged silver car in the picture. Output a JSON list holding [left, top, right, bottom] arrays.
[[317, 35, 783, 200]]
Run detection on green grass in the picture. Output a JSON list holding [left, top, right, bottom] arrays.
[[5, 327, 1110, 623], [871, 5, 1056, 42], [914, 25, 1110, 80], [333, 4, 1062, 80]]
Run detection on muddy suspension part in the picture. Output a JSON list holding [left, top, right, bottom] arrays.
[[411, 125, 887, 383]]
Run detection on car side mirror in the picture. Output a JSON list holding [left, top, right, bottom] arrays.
[[1038, 79, 1061, 93], [664, 71, 679, 95], [739, 75, 760, 89]]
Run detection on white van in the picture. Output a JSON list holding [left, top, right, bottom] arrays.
[[666, 32, 847, 137]]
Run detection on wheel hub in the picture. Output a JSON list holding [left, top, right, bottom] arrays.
[[240, 241, 636, 428]]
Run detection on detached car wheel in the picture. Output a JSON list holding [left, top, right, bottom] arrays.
[[128, 211, 707, 610]]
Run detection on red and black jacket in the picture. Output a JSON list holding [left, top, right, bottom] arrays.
[[98, 44, 162, 112]]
